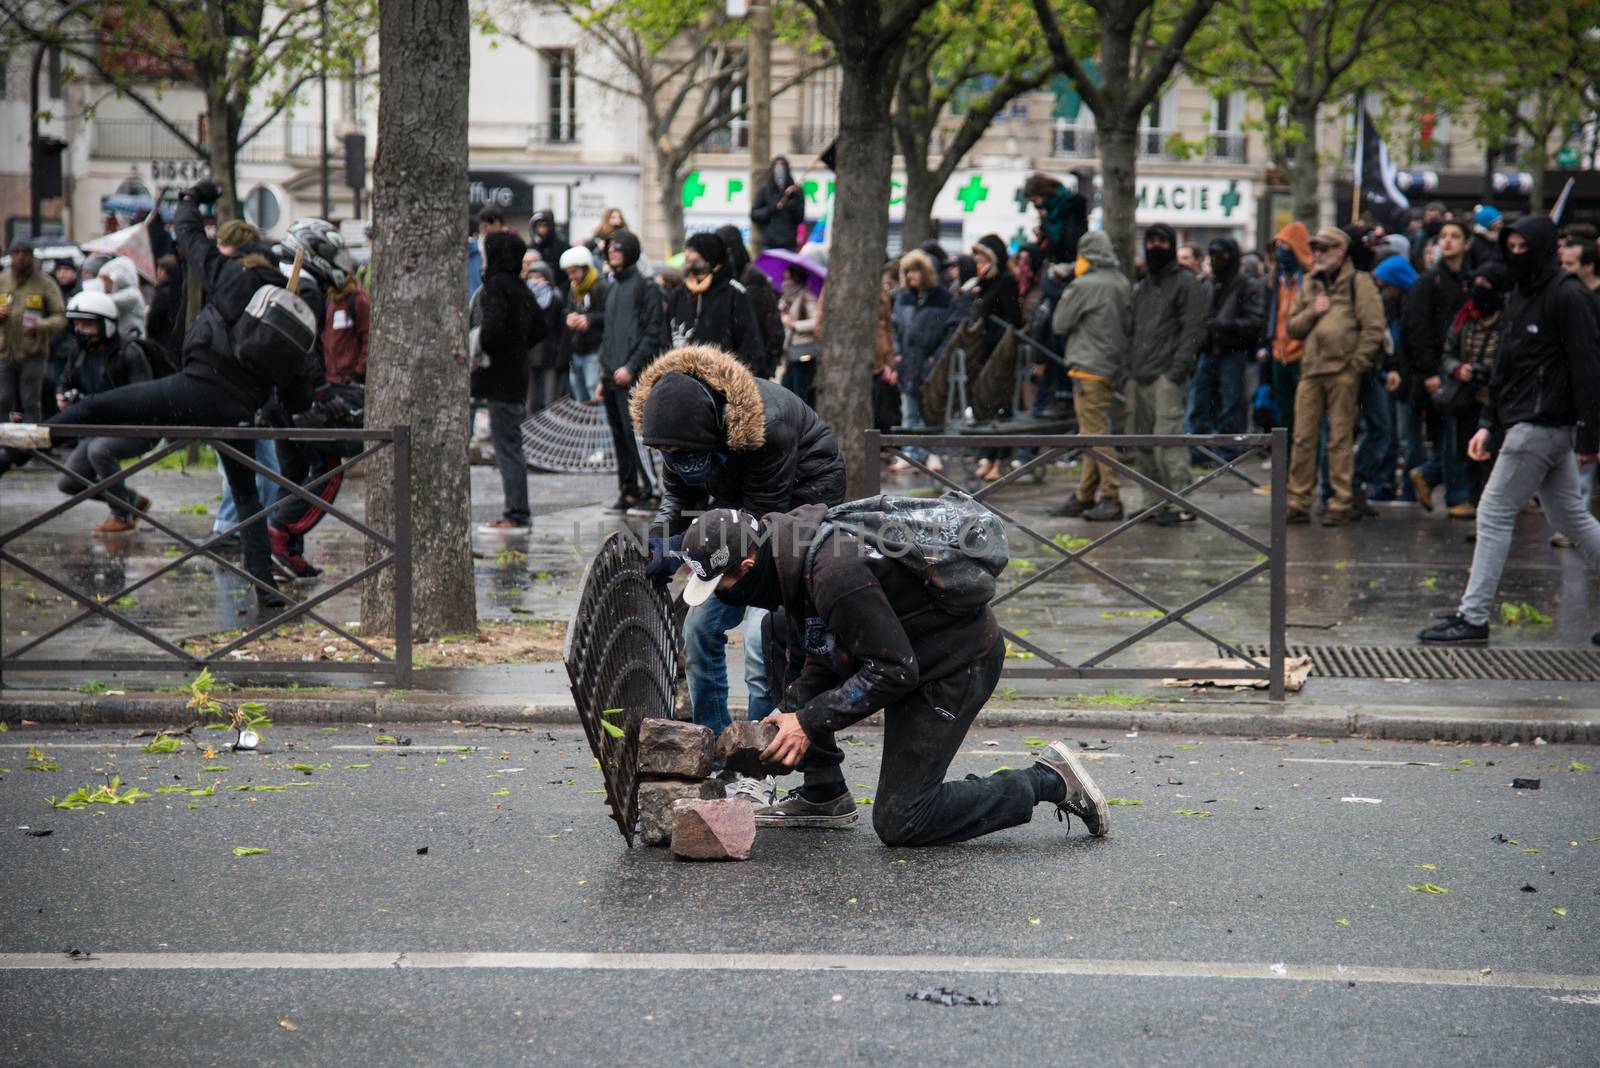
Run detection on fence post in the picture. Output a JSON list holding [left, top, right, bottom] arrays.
[[1269, 427, 1288, 702], [392, 425, 413, 688], [864, 430, 882, 496]]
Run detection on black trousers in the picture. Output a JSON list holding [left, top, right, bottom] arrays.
[[51, 374, 276, 586], [58, 435, 148, 516], [601, 380, 646, 497], [767, 614, 1041, 847], [270, 440, 343, 556]]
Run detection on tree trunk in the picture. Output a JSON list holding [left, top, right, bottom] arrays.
[[748, 1, 773, 253], [204, 90, 240, 222], [655, 143, 687, 259], [361, 0, 476, 641], [1098, 121, 1139, 280], [816, 47, 901, 498], [899, 164, 940, 253], [1289, 102, 1320, 228]]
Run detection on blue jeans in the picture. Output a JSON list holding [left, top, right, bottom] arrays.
[[898, 391, 928, 463], [1419, 413, 1471, 507], [1188, 349, 1248, 460], [685, 597, 773, 738], [568, 353, 600, 403], [1354, 375, 1397, 497], [213, 441, 280, 535]]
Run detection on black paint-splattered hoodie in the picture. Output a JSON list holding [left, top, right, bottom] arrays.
[[763, 505, 1000, 735]]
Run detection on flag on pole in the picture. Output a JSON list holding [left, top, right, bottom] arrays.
[[1354, 107, 1410, 233], [1549, 177, 1576, 224]]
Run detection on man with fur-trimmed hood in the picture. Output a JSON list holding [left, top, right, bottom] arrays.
[[631, 343, 845, 795]]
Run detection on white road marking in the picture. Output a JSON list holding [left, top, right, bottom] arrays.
[[1283, 758, 1441, 767], [964, 750, 1124, 759], [0, 951, 1594, 992], [0, 743, 484, 753]]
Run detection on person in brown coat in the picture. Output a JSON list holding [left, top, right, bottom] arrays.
[[1285, 226, 1387, 525]]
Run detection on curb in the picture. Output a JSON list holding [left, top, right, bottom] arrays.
[[3, 692, 1597, 745]]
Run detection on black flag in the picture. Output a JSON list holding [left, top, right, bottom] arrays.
[[818, 138, 837, 172], [1355, 107, 1409, 232]]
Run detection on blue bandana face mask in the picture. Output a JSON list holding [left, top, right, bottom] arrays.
[[663, 450, 722, 485]]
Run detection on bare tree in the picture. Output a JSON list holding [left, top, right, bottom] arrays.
[[799, 0, 938, 496], [1031, 0, 1220, 276], [361, 0, 476, 640], [486, 0, 830, 251]]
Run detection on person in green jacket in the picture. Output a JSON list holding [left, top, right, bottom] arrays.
[[1050, 230, 1132, 520], [0, 239, 67, 423]]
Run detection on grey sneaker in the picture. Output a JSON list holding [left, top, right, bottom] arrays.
[[754, 789, 858, 829], [1036, 741, 1110, 836], [723, 776, 776, 805]]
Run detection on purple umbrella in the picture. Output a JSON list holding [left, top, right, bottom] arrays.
[[753, 249, 827, 295]]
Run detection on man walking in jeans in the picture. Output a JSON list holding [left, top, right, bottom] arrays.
[[677, 505, 1112, 845], [1419, 217, 1600, 646]]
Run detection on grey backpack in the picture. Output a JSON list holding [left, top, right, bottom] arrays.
[[804, 491, 1008, 614]]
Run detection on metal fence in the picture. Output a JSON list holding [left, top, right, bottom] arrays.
[[0, 425, 411, 687], [865, 428, 1289, 701]]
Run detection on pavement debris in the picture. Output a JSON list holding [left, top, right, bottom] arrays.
[[907, 987, 999, 1008]]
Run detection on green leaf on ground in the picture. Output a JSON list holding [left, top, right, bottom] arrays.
[[1174, 743, 1199, 750], [1021, 737, 1047, 748], [1052, 533, 1091, 552], [600, 720, 625, 739], [288, 763, 331, 772], [491, 788, 510, 797], [231, 846, 267, 857], [156, 785, 192, 793], [1570, 762, 1590, 772], [1414, 863, 1436, 871], [1335, 919, 1351, 927], [1521, 848, 1539, 854], [855, 796, 874, 805], [1552, 907, 1568, 916], [141, 734, 181, 754], [202, 764, 229, 772], [344, 764, 371, 770], [1419, 574, 1439, 588], [374, 735, 397, 745], [1498, 602, 1552, 626], [1028, 918, 1042, 926], [1173, 809, 1212, 817], [1407, 883, 1448, 894], [1106, 798, 1142, 806], [600, 708, 622, 718]]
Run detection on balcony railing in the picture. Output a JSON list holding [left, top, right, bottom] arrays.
[[1052, 125, 1096, 159], [702, 121, 751, 153], [1410, 141, 1452, 168], [1139, 129, 1175, 159], [91, 118, 203, 161], [1207, 131, 1248, 164]]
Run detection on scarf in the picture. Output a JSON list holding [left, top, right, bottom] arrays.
[[685, 271, 713, 296], [572, 265, 598, 299]]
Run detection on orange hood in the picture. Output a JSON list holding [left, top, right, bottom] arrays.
[[1273, 221, 1313, 272]]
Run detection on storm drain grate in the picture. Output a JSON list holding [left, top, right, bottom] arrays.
[[1243, 644, 1600, 683]]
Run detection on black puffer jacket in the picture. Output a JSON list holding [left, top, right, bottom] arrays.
[[471, 231, 543, 404], [58, 334, 153, 396], [716, 224, 782, 376], [173, 198, 294, 410], [666, 272, 766, 372], [891, 284, 956, 393], [749, 162, 805, 252], [1401, 260, 1469, 398], [1480, 216, 1600, 454], [631, 345, 845, 538]]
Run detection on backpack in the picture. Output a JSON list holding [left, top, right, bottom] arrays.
[[803, 491, 1009, 615], [231, 283, 318, 392]]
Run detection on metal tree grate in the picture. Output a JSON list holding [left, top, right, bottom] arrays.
[[1243, 644, 1600, 683], [564, 532, 681, 846], [521, 397, 617, 474]]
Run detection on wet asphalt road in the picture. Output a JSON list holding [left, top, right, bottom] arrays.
[[2, 724, 1597, 1066]]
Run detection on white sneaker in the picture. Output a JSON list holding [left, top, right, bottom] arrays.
[[927, 454, 944, 473], [723, 776, 776, 805]]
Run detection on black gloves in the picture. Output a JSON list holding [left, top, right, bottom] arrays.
[[183, 181, 222, 205], [644, 534, 684, 587]]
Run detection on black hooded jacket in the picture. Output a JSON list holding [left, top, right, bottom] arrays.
[[1480, 217, 1600, 454], [748, 505, 1000, 735], [597, 230, 666, 380], [630, 346, 844, 539], [173, 198, 296, 410], [58, 333, 153, 397], [471, 231, 543, 404], [749, 159, 805, 252], [529, 211, 568, 292], [716, 224, 782, 376], [1204, 237, 1267, 353], [666, 268, 767, 373]]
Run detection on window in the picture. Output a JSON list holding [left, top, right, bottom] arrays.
[[540, 49, 576, 143], [1208, 92, 1247, 163], [1140, 88, 1175, 158], [1412, 114, 1451, 168], [703, 51, 748, 152], [793, 65, 838, 154], [46, 46, 61, 99]]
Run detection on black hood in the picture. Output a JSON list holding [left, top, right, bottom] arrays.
[[639, 371, 724, 451], [483, 231, 527, 278], [1207, 235, 1240, 279], [1501, 215, 1559, 289], [715, 225, 750, 277], [608, 229, 641, 270], [1145, 223, 1178, 248]]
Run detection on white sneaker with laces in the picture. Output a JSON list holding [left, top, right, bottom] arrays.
[[723, 776, 775, 805]]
